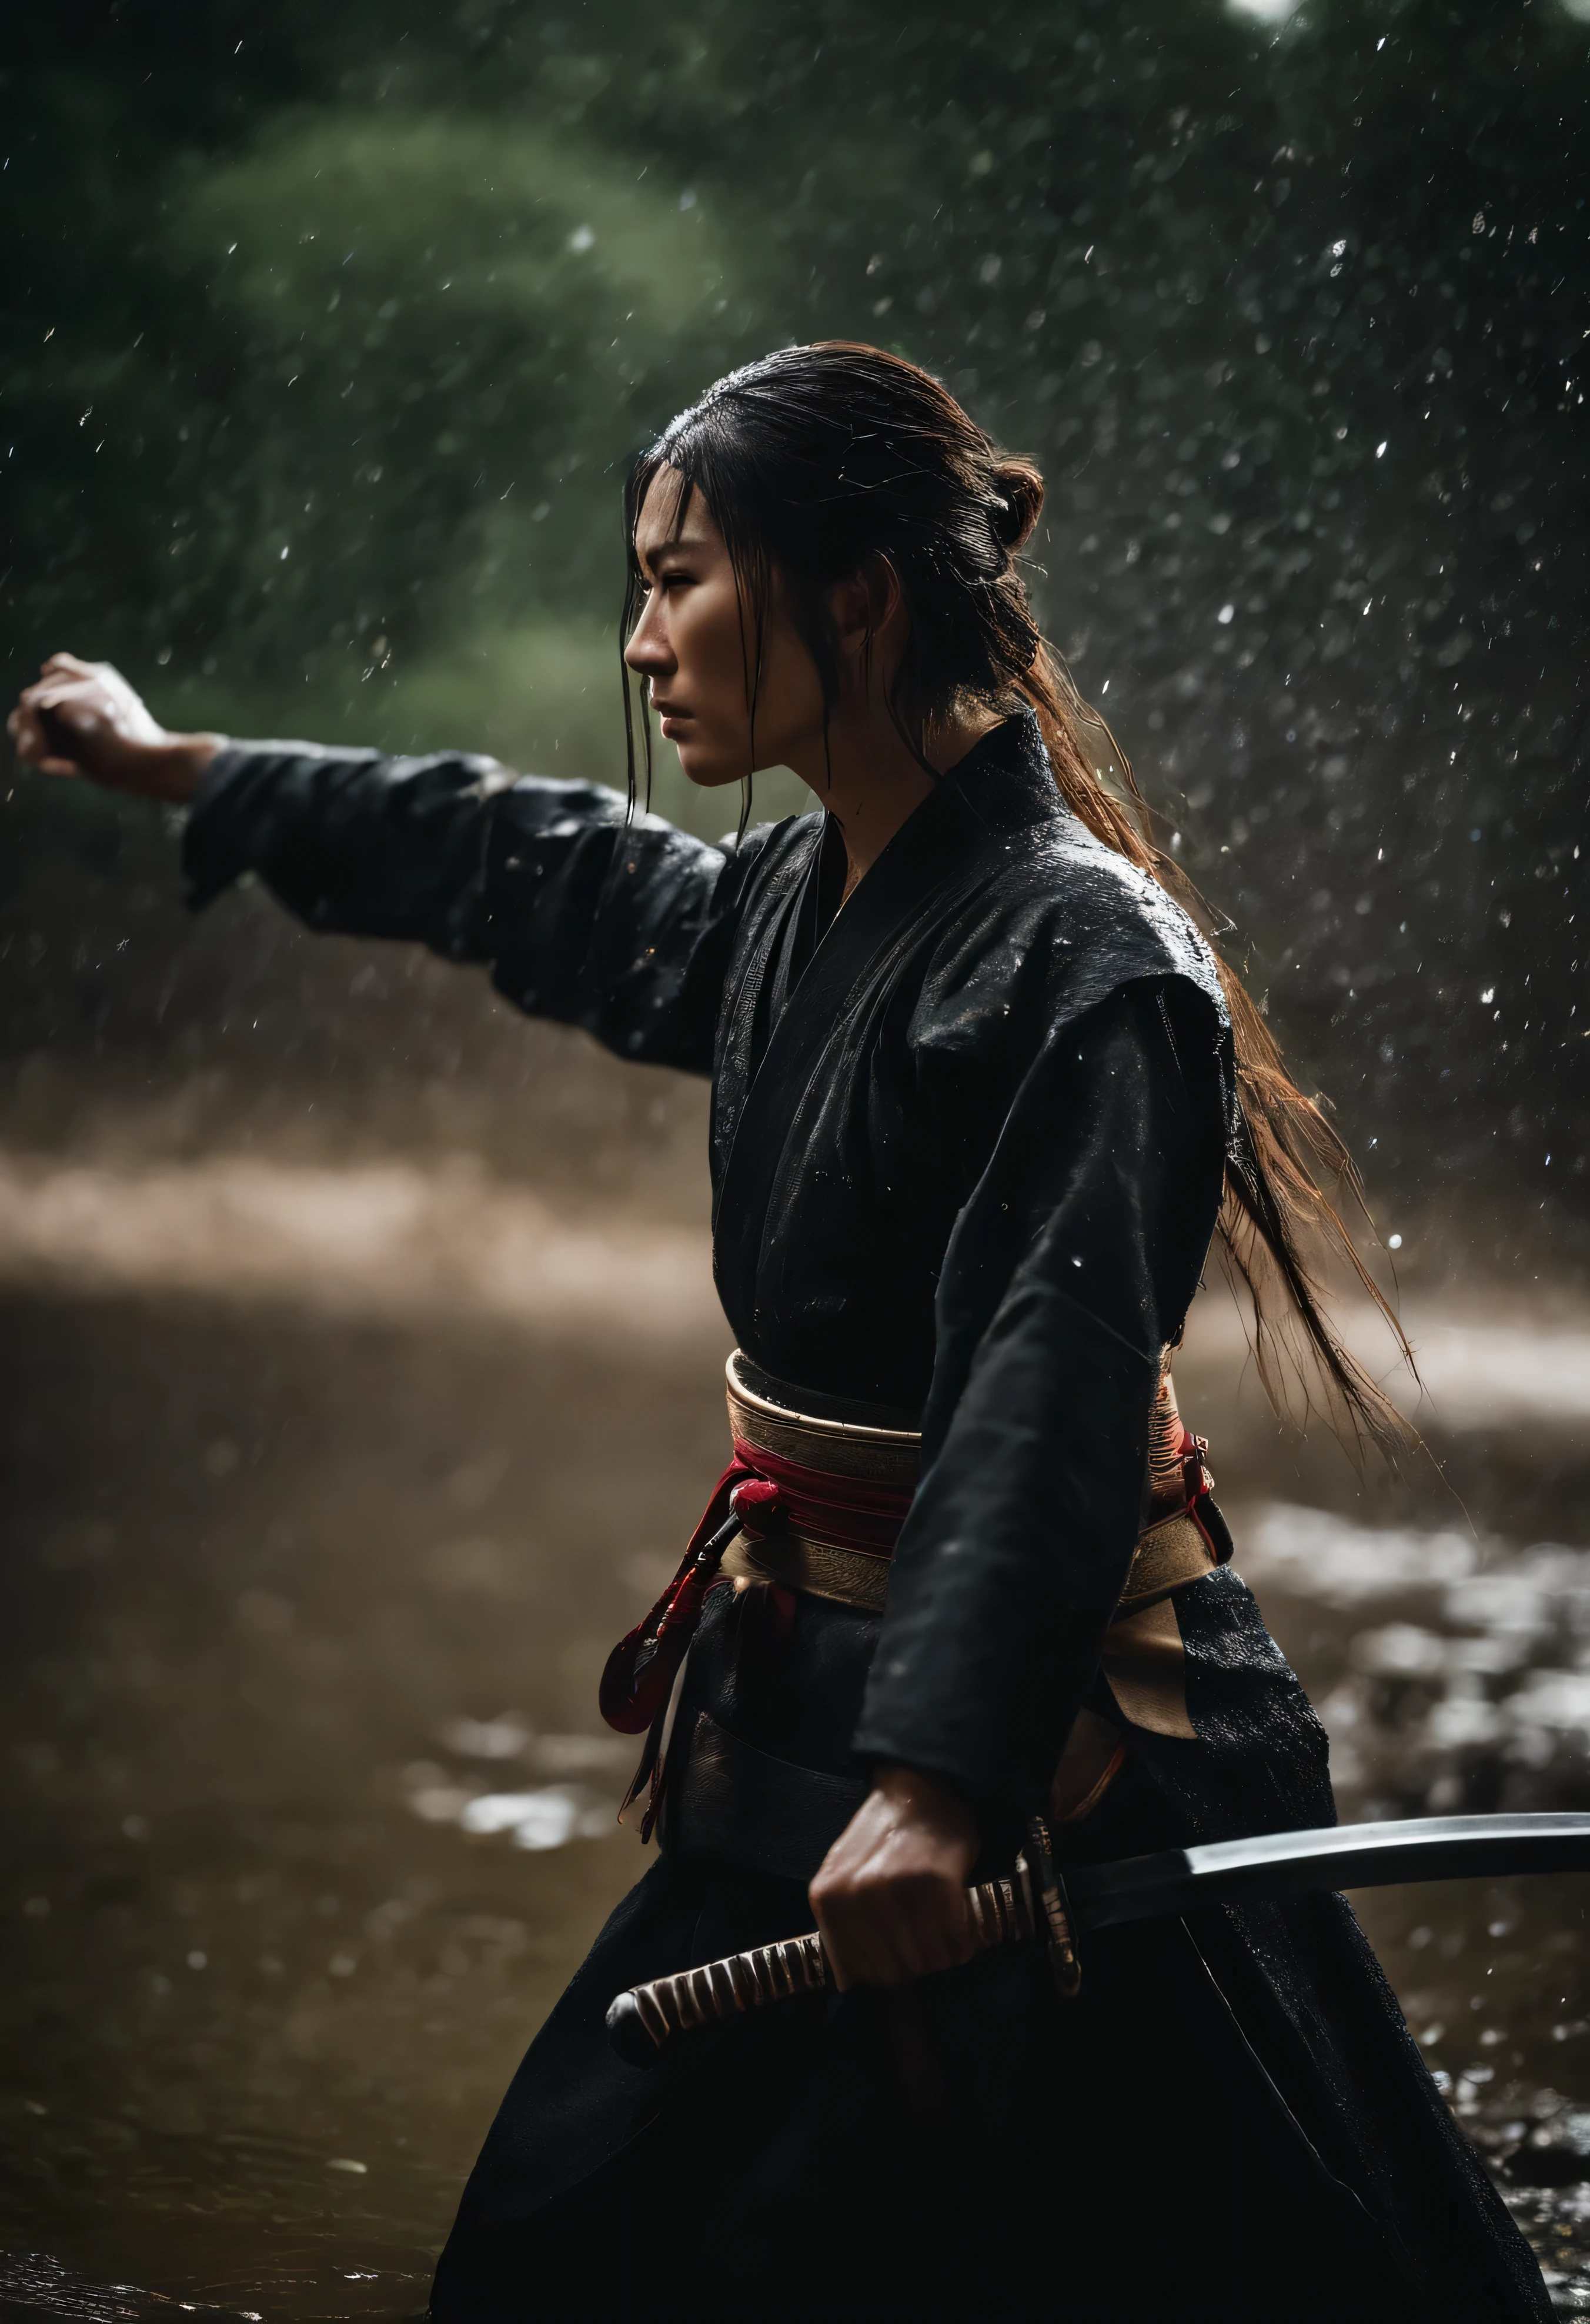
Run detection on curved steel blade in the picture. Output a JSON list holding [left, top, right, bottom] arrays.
[[1067, 1811, 1590, 1932]]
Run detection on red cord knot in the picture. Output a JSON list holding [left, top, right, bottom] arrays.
[[1180, 1430, 1215, 1504], [729, 1477, 781, 1538]]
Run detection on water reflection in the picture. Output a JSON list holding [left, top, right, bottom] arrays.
[[0, 1253, 712, 2318], [404, 1718, 630, 1851], [1239, 1505, 1590, 1817]]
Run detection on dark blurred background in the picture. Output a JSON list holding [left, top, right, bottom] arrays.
[[3, 3, 1590, 2316], [5, 0, 1588, 1254]]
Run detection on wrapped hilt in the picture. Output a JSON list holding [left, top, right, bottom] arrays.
[[606, 1871, 1035, 2067]]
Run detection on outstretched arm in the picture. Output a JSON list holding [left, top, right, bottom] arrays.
[[9, 653, 760, 1076]]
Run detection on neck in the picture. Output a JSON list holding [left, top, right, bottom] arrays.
[[787, 699, 1004, 896]]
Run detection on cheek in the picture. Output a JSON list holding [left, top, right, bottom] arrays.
[[753, 620, 826, 741], [679, 589, 753, 708]]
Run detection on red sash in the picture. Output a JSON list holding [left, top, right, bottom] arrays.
[[599, 1438, 914, 1738]]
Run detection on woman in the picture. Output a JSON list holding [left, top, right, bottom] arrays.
[[11, 344, 1548, 2322]]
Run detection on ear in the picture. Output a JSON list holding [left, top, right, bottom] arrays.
[[824, 554, 904, 667]]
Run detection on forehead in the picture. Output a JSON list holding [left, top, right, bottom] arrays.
[[633, 466, 723, 565]]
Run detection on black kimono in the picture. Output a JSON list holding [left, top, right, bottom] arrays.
[[186, 712, 1548, 2322]]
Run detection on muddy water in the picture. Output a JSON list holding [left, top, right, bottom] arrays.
[[3, 1171, 1590, 2316], [0, 1283, 724, 2319]]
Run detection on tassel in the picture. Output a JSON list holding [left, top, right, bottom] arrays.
[[599, 1474, 781, 1735]]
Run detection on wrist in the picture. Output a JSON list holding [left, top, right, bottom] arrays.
[[872, 1761, 979, 1851], [145, 733, 223, 804]]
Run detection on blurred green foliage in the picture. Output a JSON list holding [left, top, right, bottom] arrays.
[[3, 0, 1587, 1219]]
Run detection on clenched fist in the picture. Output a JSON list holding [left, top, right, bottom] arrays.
[[8, 652, 220, 803], [809, 1761, 980, 1989]]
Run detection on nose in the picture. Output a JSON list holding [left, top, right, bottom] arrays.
[[624, 592, 674, 677]]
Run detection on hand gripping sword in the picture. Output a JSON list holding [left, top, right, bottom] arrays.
[[605, 1811, 1590, 2066]]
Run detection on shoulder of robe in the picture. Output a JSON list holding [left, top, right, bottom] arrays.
[[496, 777, 808, 883], [702, 808, 822, 910], [724, 808, 825, 871], [921, 817, 1227, 1046]]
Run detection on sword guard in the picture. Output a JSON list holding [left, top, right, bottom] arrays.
[[1024, 1814, 1083, 1999]]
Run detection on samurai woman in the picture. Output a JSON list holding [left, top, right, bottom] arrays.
[[10, 343, 1549, 2321]]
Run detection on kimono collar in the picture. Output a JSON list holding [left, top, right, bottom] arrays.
[[938, 704, 1069, 830], [712, 726, 1027, 1254]]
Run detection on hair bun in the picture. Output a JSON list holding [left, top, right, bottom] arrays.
[[990, 456, 1044, 553]]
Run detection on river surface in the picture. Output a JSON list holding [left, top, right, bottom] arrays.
[[3, 1148, 1589, 2317]]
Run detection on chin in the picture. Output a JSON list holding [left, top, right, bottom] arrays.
[[673, 743, 747, 791]]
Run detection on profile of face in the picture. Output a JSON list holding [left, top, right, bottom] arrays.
[[623, 468, 830, 790]]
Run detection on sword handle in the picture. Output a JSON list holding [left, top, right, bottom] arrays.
[[606, 1872, 1034, 2066]]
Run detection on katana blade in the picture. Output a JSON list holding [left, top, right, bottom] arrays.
[[1068, 1810, 1590, 1931], [606, 1812, 1590, 2066]]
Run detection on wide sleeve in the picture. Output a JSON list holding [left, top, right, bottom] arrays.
[[182, 740, 759, 1074], [851, 974, 1230, 1842]]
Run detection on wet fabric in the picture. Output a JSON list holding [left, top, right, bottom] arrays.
[[423, 1780, 1445, 2322], [188, 711, 1550, 2320]]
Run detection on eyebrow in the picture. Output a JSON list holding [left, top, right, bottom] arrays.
[[636, 530, 715, 575]]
